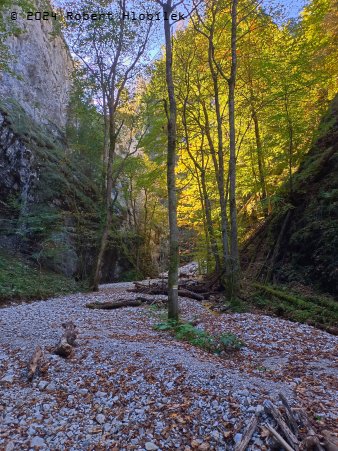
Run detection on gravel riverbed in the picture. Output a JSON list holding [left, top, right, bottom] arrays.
[[0, 282, 337, 450]]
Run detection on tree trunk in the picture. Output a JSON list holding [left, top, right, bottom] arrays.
[[284, 93, 294, 194], [252, 108, 269, 216], [208, 35, 230, 272], [228, 0, 240, 298], [91, 114, 117, 291], [100, 92, 110, 199], [246, 42, 269, 217], [163, 1, 179, 321], [200, 169, 221, 272], [182, 98, 220, 272], [103, 94, 110, 166]]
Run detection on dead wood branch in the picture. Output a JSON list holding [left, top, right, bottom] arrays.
[[279, 393, 299, 435], [232, 396, 329, 451], [235, 413, 259, 451], [264, 399, 300, 449], [62, 321, 77, 346], [322, 430, 338, 451], [152, 288, 204, 301], [28, 346, 43, 381], [130, 281, 205, 301], [297, 409, 325, 451], [265, 423, 296, 451], [86, 297, 167, 310], [87, 300, 143, 309], [54, 322, 77, 358]]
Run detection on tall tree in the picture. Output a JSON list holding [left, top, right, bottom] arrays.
[[63, 0, 152, 290], [154, 0, 182, 320], [228, 0, 240, 295], [191, 1, 231, 276]]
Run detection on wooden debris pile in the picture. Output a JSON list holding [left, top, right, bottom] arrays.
[[27, 321, 78, 381], [85, 277, 226, 310], [128, 279, 218, 301], [54, 321, 78, 358], [235, 393, 337, 451], [85, 278, 223, 310]]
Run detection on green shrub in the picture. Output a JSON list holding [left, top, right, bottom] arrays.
[[217, 333, 246, 352], [154, 320, 245, 354]]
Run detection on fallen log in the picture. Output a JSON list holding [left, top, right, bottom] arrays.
[[130, 284, 205, 301], [54, 322, 77, 358], [87, 299, 143, 309], [234, 413, 259, 451], [28, 346, 43, 381], [86, 297, 166, 310], [279, 393, 299, 435], [150, 288, 204, 301]]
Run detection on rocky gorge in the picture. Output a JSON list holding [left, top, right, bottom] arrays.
[[0, 2, 102, 280]]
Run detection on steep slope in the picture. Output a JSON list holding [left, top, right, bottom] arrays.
[[0, 2, 102, 283], [0, 99, 101, 278], [242, 95, 338, 296]]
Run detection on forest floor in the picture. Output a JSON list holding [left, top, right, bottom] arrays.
[[0, 280, 337, 450]]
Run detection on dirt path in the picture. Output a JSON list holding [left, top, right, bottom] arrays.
[[0, 282, 337, 450]]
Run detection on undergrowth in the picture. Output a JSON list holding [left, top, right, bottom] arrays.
[[250, 282, 338, 331], [154, 320, 245, 354], [0, 251, 85, 304]]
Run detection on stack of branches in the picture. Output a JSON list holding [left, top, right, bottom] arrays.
[[85, 279, 224, 310], [235, 394, 337, 451], [128, 279, 219, 301]]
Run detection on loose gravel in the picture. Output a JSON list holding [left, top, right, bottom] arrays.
[[0, 282, 337, 450]]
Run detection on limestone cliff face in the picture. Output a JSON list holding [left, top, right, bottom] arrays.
[[0, 2, 72, 129], [0, 3, 100, 278], [0, 100, 101, 277]]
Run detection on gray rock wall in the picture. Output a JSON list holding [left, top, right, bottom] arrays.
[[0, 2, 72, 129]]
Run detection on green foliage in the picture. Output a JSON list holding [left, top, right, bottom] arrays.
[[0, 98, 56, 147], [228, 297, 248, 313], [154, 320, 245, 354], [0, 251, 85, 303], [140, 0, 337, 271], [250, 283, 338, 330], [154, 319, 179, 331], [0, 98, 102, 280], [66, 69, 104, 167], [118, 269, 141, 283], [217, 333, 246, 352], [0, 1, 33, 71]]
